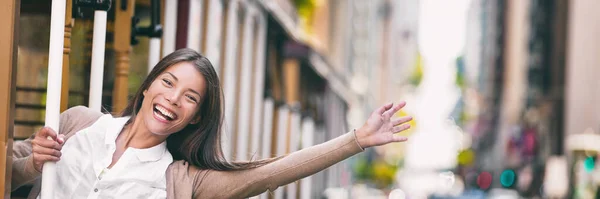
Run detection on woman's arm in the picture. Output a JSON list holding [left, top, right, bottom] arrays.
[[187, 102, 412, 198], [10, 106, 103, 191]]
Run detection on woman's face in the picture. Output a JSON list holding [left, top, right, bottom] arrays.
[[139, 62, 207, 136]]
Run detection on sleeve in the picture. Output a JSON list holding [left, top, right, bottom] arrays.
[[193, 131, 364, 198], [10, 106, 103, 191]]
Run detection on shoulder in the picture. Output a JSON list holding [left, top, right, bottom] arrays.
[[59, 106, 106, 137], [166, 161, 210, 197], [62, 106, 104, 119], [167, 160, 208, 177]]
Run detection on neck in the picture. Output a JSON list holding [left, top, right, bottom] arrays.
[[121, 116, 168, 149]]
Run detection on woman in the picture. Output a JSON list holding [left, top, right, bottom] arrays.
[[12, 48, 413, 198]]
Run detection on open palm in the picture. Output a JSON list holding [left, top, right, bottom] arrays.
[[355, 102, 413, 148]]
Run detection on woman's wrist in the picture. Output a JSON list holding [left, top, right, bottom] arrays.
[[354, 126, 370, 149]]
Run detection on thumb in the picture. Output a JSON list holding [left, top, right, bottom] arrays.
[[57, 134, 66, 145]]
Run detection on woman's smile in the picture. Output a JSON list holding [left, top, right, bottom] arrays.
[[153, 103, 178, 123]]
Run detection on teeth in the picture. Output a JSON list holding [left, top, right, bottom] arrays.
[[155, 112, 168, 121], [155, 105, 175, 120]]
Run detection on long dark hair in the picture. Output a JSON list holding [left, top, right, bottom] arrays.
[[121, 48, 276, 170]]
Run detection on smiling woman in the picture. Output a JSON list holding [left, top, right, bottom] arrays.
[[12, 48, 413, 198]]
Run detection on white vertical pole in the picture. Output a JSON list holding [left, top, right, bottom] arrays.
[[236, 5, 255, 161], [274, 106, 290, 199], [148, 38, 161, 73], [89, 10, 108, 111], [42, 0, 67, 198], [222, 0, 240, 161], [187, 0, 204, 51], [300, 118, 315, 199], [162, 0, 178, 57], [204, 0, 223, 74], [286, 111, 302, 199], [259, 98, 274, 199], [250, 12, 267, 161]]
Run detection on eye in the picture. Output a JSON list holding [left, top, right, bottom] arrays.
[[186, 95, 198, 103], [162, 78, 173, 87]]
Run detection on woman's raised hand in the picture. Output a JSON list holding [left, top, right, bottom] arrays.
[[355, 102, 413, 148], [31, 127, 65, 172]]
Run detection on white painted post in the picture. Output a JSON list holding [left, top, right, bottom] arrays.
[[274, 106, 290, 199], [258, 98, 274, 199], [222, 0, 240, 160], [204, 0, 224, 74], [236, 5, 256, 161], [285, 111, 302, 199], [300, 118, 315, 199], [148, 37, 161, 72], [162, 0, 178, 57], [89, 10, 108, 111], [186, 0, 204, 52], [42, 0, 67, 197], [250, 12, 268, 161]]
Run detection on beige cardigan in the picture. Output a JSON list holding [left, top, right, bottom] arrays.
[[11, 106, 364, 198]]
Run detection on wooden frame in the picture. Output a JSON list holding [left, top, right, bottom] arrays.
[[61, 0, 74, 112], [0, 0, 19, 195], [112, 0, 136, 112]]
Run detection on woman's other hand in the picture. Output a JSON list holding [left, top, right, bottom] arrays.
[[355, 102, 413, 148], [31, 127, 65, 172]]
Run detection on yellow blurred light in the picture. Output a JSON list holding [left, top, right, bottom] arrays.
[[395, 109, 416, 137], [457, 149, 475, 166]]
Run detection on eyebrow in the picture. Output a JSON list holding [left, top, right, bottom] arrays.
[[165, 72, 178, 81], [164, 72, 202, 98]]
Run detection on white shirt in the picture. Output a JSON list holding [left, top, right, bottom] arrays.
[[40, 115, 173, 199]]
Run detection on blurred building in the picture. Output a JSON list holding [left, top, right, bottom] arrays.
[[2, 0, 600, 198]]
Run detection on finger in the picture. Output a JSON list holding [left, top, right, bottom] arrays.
[[392, 135, 408, 142], [32, 145, 62, 158], [375, 102, 394, 115], [391, 124, 411, 133], [57, 134, 66, 145], [32, 138, 62, 151], [392, 116, 413, 126], [35, 154, 60, 163], [383, 101, 407, 119], [37, 127, 58, 141]]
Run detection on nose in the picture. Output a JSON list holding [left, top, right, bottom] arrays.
[[165, 91, 181, 106]]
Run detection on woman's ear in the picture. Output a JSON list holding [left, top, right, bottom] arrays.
[[143, 89, 148, 96]]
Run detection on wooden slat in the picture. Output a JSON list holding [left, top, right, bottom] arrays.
[[61, 0, 74, 112], [283, 59, 300, 104], [113, 0, 136, 112], [0, 0, 19, 195]]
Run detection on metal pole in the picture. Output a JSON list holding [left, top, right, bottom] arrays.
[[89, 10, 108, 111], [42, 0, 67, 197]]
